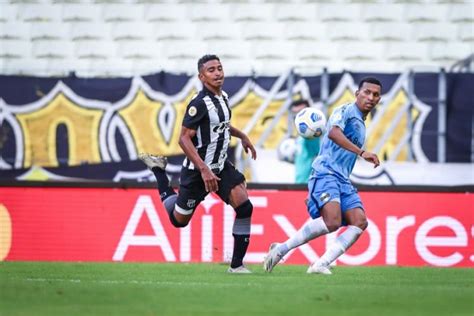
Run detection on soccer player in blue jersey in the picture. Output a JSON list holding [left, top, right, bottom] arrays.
[[264, 77, 382, 274]]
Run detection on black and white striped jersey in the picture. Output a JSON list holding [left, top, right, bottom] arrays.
[[181, 86, 231, 173]]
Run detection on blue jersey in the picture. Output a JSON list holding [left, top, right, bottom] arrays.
[[311, 102, 366, 183]]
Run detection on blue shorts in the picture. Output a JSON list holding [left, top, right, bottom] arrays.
[[306, 174, 363, 226]]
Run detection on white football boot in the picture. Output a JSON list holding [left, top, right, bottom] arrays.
[[306, 262, 332, 275], [227, 265, 252, 274], [263, 243, 284, 272], [139, 153, 167, 170]]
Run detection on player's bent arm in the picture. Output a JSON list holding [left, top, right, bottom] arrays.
[[229, 125, 257, 160], [328, 126, 380, 167], [328, 126, 363, 155], [229, 125, 246, 139]]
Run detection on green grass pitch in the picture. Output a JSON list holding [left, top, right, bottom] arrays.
[[1, 262, 473, 316]]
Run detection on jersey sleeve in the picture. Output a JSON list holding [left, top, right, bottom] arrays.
[[182, 97, 207, 130], [328, 106, 348, 131]]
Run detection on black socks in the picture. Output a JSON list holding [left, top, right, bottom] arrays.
[[231, 234, 250, 268], [151, 167, 176, 201]]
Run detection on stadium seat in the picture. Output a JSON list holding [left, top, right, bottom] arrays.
[[70, 22, 111, 41], [188, 4, 229, 22], [294, 42, 337, 61], [448, 4, 474, 23], [386, 42, 428, 61], [318, 4, 359, 22], [218, 59, 254, 76], [255, 59, 296, 76], [0, 5, 17, 23], [129, 59, 166, 76], [198, 23, 242, 41], [430, 43, 473, 62], [405, 5, 446, 23], [0, 23, 30, 40], [162, 58, 204, 75], [252, 41, 295, 60], [0, 40, 32, 58], [144, 4, 184, 22], [274, 4, 317, 22], [283, 22, 326, 41], [1, 58, 51, 76], [117, 41, 161, 59], [413, 23, 457, 42], [370, 22, 411, 42], [102, 4, 144, 22], [30, 22, 69, 41], [153, 22, 196, 41], [458, 23, 474, 42], [161, 41, 207, 60], [75, 40, 117, 59], [338, 42, 383, 61], [343, 60, 398, 72], [61, 5, 102, 22], [363, 4, 403, 22], [18, 4, 62, 22], [43, 59, 88, 77], [326, 22, 369, 41], [75, 58, 135, 78], [203, 40, 251, 61], [32, 40, 75, 59], [111, 22, 153, 41], [242, 22, 283, 41], [232, 4, 274, 22]]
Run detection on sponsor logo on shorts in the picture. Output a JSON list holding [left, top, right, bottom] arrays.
[[187, 199, 196, 208], [320, 192, 330, 203]]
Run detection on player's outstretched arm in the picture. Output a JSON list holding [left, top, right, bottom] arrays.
[[179, 126, 221, 192], [328, 126, 380, 168], [229, 125, 257, 160]]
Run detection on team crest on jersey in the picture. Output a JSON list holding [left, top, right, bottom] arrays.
[[188, 106, 197, 117], [187, 199, 196, 208]]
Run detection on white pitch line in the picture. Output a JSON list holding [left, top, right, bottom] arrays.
[[21, 278, 262, 287]]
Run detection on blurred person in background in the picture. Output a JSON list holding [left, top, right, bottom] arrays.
[[290, 99, 322, 184], [139, 54, 257, 274], [264, 77, 382, 274]]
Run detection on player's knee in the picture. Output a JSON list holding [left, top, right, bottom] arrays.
[[324, 218, 342, 232], [169, 212, 190, 228], [234, 200, 253, 219], [357, 218, 368, 231]]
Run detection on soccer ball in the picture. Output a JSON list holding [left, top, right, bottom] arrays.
[[294, 107, 327, 139], [277, 137, 297, 163]]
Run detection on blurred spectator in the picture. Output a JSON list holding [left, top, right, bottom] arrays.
[[290, 99, 321, 184]]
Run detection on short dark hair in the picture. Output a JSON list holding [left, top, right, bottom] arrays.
[[290, 99, 310, 108], [197, 54, 220, 72], [358, 77, 382, 90]]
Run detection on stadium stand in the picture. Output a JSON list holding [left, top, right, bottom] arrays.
[[0, 0, 472, 76]]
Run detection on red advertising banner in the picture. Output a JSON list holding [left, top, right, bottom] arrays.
[[0, 187, 472, 267]]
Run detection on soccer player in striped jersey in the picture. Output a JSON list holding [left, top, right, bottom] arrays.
[[264, 77, 382, 274], [139, 54, 257, 273]]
